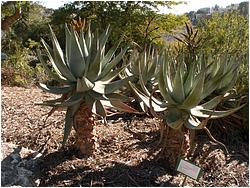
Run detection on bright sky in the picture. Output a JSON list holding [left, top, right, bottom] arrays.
[[40, 0, 248, 14], [160, 0, 248, 14], [39, 0, 70, 9]]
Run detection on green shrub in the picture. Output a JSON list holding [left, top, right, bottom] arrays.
[[1, 43, 48, 87]]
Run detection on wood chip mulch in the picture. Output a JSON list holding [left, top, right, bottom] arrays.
[[1, 86, 249, 187]]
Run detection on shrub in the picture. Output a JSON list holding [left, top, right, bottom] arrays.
[[1, 43, 48, 87]]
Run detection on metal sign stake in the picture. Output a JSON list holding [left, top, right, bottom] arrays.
[[181, 175, 187, 187]]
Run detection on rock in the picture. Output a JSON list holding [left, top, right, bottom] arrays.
[[1, 142, 42, 187], [1, 52, 7, 61]]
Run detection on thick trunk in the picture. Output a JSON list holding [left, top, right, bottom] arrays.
[[158, 121, 190, 169], [73, 102, 97, 157]]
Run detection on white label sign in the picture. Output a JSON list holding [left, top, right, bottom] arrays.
[[176, 159, 202, 180]]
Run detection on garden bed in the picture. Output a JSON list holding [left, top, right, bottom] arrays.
[[1, 86, 249, 186]]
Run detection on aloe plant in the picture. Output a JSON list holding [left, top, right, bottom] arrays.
[[130, 51, 245, 168], [36, 23, 137, 156], [121, 46, 160, 113]]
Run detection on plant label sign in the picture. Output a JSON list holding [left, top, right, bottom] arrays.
[[176, 158, 203, 180]]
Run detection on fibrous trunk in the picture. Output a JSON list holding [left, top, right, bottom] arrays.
[[158, 121, 190, 169], [73, 102, 97, 157]]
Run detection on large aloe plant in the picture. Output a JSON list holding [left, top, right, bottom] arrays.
[[36, 23, 137, 156], [130, 51, 245, 168]]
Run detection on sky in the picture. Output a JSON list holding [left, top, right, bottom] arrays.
[[40, 0, 248, 14], [160, 0, 248, 14]]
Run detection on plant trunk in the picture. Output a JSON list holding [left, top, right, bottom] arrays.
[[158, 121, 190, 169], [73, 102, 97, 157]]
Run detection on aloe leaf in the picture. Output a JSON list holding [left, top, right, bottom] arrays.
[[85, 23, 92, 51], [184, 61, 196, 95], [79, 29, 89, 57], [98, 66, 127, 83], [148, 53, 159, 78], [179, 54, 187, 81], [200, 95, 223, 110], [105, 93, 131, 102], [172, 62, 185, 103], [102, 37, 123, 68], [158, 58, 176, 104], [109, 99, 139, 113], [76, 77, 94, 93], [37, 93, 81, 107], [158, 60, 168, 100], [92, 100, 106, 119], [41, 39, 65, 79], [65, 23, 71, 64], [62, 103, 80, 146], [184, 115, 202, 129], [139, 101, 148, 113], [138, 61, 165, 107], [129, 82, 150, 106], [201, 67, 235, 100], [38, 83, 74, 94], [99, 25, 110, 52], [124, 67, 133, 77], [84, 24, 92, 76], [181, 69, 205, 109], [93, 76, 134, 95], [100, 36, 123, 69], [68, 29, 86, 78], [87, 36, 102, 81], [190, 104, 245, 119], [62, 107, 73, 146], [35, 97, 66, 106], [99, 47, 129, 80], [49, 25, 66, 66], [41, 39, 76, 82], [142, 50, 148, 79], [53, 93, 83, 107], [206, 61, 220, 78], [88, 90, 107, 100], [48, 26, 77, 81], [37, 49, 68, 84], [138, 55, 150, 96], [216, 69, 238, 94], [61, 93, 83, 106], [129, 82, 166, 112]]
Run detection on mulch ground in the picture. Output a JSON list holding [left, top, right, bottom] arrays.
[[1, 86, 249, 187]]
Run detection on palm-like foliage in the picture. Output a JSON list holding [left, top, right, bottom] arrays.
[[131, 51, 243, 129], [130, 50, 245, 167], [36, 23, 137, 155]]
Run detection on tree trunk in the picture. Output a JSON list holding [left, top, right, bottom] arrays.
[[73, 102, 98, 157], [1, 2, 22, 32], [158, 121, 190, 170]]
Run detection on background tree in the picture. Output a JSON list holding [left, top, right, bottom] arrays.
[[1, 1, 30, 32], [197, 10, 248, 57], [50, 1, 187, 50], [238, 1, 249, 17], [1, 1, 51, 86]]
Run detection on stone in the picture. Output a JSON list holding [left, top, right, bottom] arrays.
[[1, 142, 42, 187]]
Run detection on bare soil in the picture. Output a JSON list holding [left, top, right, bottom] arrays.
[[1, 86, 249, 187]]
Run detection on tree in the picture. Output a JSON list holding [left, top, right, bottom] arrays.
[[1, 1, 30, 32], [2, 2, 52, 51], [238, 1, 249, 17], [49, 1, 186, 49], [197, 10, 248, 57]]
